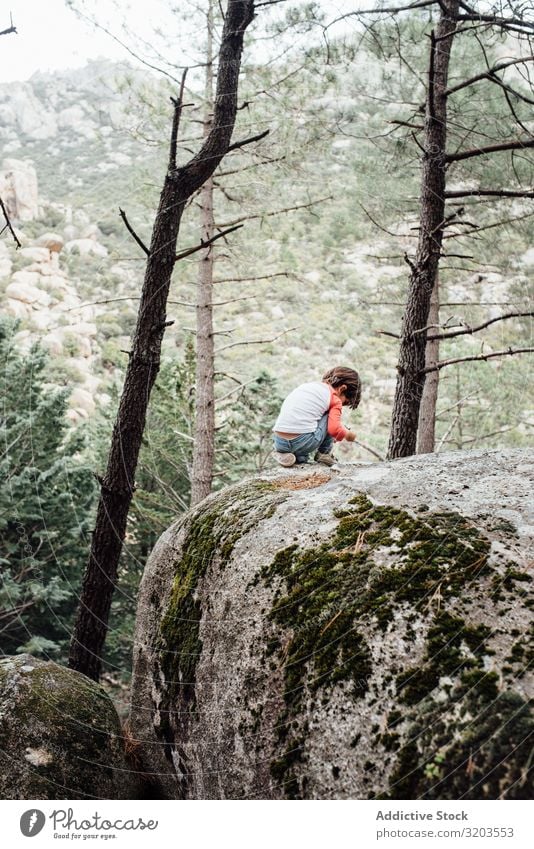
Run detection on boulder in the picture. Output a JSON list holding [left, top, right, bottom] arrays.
[[0, 158, 39, 221], [19, 246, 50, 263], [41, 332, 64, 355], [69, 386, 96, 415], [5, 298, 31, 320], [65, 238, 108, 257], [37, 232, 64, 253], [0, 655, 137, 799], [129, 449, 534, 800], [0, 256, 12, 278], [9, 83, 57, 139], [5, 280, 51, 307]]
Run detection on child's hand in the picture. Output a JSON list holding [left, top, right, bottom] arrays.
[[345, 430, 356, 443]]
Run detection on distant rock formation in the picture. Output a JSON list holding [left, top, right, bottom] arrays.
[[0, 158, 39, 221], [129, 449, 533, 800], [0, 655, 138, 799]]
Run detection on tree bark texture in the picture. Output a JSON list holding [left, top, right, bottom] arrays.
[[69, 0, 255, 681], [416, 272, 440, 454], [387, 0, 459, 460], [191, 2, 216, 507]]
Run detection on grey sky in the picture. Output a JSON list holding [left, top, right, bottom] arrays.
[[1, 0, 371, 82]]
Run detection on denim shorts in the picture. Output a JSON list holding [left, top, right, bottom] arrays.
[[272, 413, 333, 463]]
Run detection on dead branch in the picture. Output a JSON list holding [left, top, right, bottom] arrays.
[[119, 208, 150, 256], [212, 295, 258, 305], [389, 119, 425, 130], [217, 196, 332, 229], [422, 347, 534, 374], [445, 188, 534, 198], [456, 10, 534, 34], [227, 128, 270, 152], [213, 272, 292, 284], [215, 326, 296, 353], [0, 197, 21, 248], [169, 68, 189, 171], [0, 13, 16, 36], [174, 223, 243, 262], [436, 390, 479, 417], [427, 311, 534, 341], [217, 155, 286, 177], [436, 415, 460, 452], [445, 55, 534, 98], [325, 0, 439, 31], [443, 208, 534, 239], [354, 439, 385, 461], [377, 329, 401, 339], [215, 376, 260, 403], [360, 202, 407, 237], [447, 138, 534, 163]]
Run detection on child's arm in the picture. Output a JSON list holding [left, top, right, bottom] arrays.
[[327, 396, 355, 442]]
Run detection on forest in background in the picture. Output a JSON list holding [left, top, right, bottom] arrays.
[[0, 0, 532, 700]]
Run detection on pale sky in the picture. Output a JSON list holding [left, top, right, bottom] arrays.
[[1, 0, 370, 83], [1, 0, 126, 82]]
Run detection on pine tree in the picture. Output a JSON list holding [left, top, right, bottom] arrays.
[[0, 317, 97, 658]]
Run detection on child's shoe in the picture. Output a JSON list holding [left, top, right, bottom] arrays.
[[314, 451, 337, 467], [273, 451, 296, 467]]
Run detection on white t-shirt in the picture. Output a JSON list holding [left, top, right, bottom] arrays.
[[273, 382, 331, 434]]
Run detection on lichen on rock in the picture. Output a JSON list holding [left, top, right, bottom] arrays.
[[129, 449, 534, 800]]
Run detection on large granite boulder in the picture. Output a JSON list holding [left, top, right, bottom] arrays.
[[129, 449, 533, 800], [0, 655, 137, 799], [0, 158, 39, 221]]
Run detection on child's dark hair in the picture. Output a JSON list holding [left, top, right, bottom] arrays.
[[322, 366, 361, 410]]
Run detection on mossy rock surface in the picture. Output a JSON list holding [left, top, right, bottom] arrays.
[[129, 449, 533, 799], [0, 655, 136, 799]]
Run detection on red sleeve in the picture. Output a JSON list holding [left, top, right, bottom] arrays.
[[327, 393, 349, 442]]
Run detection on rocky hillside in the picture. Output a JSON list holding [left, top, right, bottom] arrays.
[[0, 58, 532, 455], [129, 448, 533, 799]]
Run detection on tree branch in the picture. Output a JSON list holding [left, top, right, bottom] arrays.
[[169, 68, 189, 172], [215, 326, 296, 353], [0, 197, 21, 248], [119, 208, 150, 256], [377, 329, 401, 339], [326, 0, 439, 29], [217, 154, 285, 177], [213, 271, 293, 284], [174, 223, 243, 262], [445, 188, 534, 198], [447, 138, 534, 163], [422, 347, 534, 374], [227, 128, 270, 152], [456, 11, 534, 33], [427, 311, 534, 341], [354, 439, 385, 462], [217, 196, 332, 228], [445, 56, 534, 98], [0, 13, 16, 36]]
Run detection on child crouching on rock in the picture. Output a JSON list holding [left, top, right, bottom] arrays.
[[272, 366, 361, 467]]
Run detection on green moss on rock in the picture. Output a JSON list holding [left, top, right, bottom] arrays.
[[259, 493, 528, 799], [386, 670, 533, 800], [0, 656, 132, 800], [396, 612, 492, 705], [158, 480, 286, 709]]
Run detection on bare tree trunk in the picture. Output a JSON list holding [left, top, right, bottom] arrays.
[[387, 0, 458, 460], [69, 0, 255, 681], [416, 272, 440, 453], [191, 2, 216, 506]]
